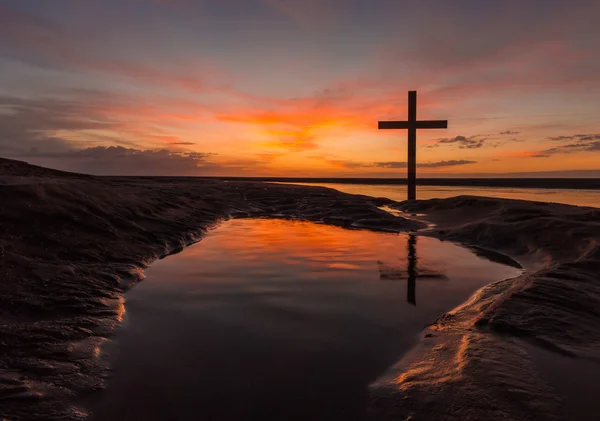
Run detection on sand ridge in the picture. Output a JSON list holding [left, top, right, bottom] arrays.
[[368, 196, 600, 421], [0, 158, 420, 420], [1, 157, 600, 420]]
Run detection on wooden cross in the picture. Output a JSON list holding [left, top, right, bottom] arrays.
[[378, 91, 448, 200]]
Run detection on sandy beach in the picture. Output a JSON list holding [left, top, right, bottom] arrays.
[[1, 157, 600, 420], [369, 197, 600, 420]]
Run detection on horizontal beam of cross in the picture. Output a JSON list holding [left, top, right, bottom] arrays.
[[378, 120, 448, 130]]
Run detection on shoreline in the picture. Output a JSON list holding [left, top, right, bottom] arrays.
[[158, 176, 600, 190], [0, 158, 420, 420], [1, 157, 600, 420], [368, 197, 600, 420]]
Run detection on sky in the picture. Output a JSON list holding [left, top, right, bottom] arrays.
[[1, 0, 599, 177]]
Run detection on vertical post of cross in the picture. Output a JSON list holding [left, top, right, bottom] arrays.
[[407, 91, 417, 201]]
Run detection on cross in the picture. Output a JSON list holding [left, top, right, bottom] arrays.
[[378, 90, 448, 200]]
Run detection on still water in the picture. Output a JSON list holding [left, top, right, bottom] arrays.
[[288, 183, 600, 208], [91, 219, 520, 421]]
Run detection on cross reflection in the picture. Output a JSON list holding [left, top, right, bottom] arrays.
[[407, 234, 417, 305], [377, 234, 448, 306]]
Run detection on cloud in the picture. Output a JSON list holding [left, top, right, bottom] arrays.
[[14, 145, 267, 176], [530, 137, 600, 158], [0, 95, 119, 157], [261, 0, 343, 29], [372, 160, 476, 169], [0, 3, 219, 94], [536, 133, 600, 156], [2, 1, 599, 177], [214, 89, 389, 151], [317, 157, 476, 169], [435, 135, 487, 149], [548, 133, 600, 141], [0, 93, 216, 159]]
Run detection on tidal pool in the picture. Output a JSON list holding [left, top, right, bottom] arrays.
[[90, 219, 521, 421]]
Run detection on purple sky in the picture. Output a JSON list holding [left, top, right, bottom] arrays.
[[1, 0, 599, 176]]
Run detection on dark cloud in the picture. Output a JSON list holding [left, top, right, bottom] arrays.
[[318, 156, 477, 169], [436, 135, 487, 149], [499, 131, 520, 135], [0, 95, 137, 158], [0, 95, 250, 176], [0, 3, 211, 94], [171, 142, 196, 145], [15, 146, 261, 176], [547, 133, 600, 142], [533, 139, 600, 158], [371, 160, 476, 169], [14, 146, 198, 175]]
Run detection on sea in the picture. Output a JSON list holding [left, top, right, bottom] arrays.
[[282, 183, 600, 208]]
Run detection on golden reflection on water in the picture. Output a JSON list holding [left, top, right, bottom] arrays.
[[151, 219, 520, 309], [94, 219, 522, 421]]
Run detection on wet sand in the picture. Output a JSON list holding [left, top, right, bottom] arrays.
[[526, 344, 600, 421], [369, 197, 600, 421], [2, 157, 600, 421], [0, 158, 417, 421]]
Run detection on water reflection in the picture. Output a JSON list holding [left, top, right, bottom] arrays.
[[407, 235, 417, 305], [91, 219, 521, 421], [377, 234, 448, 306]]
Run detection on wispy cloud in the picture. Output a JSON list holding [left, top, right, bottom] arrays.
[[433, 135, 487, 149], [533, 141, 600, 158], [371, 160, 476, 169], [0, 3, 223, 93], [316, 156, 476, 170], [13, 145, 276, 176], [548, 134, 600, 142]]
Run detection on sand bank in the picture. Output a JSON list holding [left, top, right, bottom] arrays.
[[0, 158, 418, 420], [369, 197, 600, 420], [1, 157, 599, 420]]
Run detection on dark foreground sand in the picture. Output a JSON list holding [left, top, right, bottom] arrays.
[[369, 197, 600, 421], [1, 157, 599, 420]]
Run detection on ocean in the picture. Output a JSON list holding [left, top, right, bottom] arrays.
[[284, 183, 600, 208]]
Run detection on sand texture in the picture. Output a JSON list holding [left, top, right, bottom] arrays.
[[0, 158, 422, 420], [369, 197, 600, 421], [1, 157, 599, 420]]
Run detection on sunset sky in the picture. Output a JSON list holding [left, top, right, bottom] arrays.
[[1, 0, 599, 177]]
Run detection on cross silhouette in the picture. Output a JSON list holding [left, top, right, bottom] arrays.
[[378, 91, 448, 200]]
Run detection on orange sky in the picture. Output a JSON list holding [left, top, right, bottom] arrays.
[[1, 0, 599, 176]]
